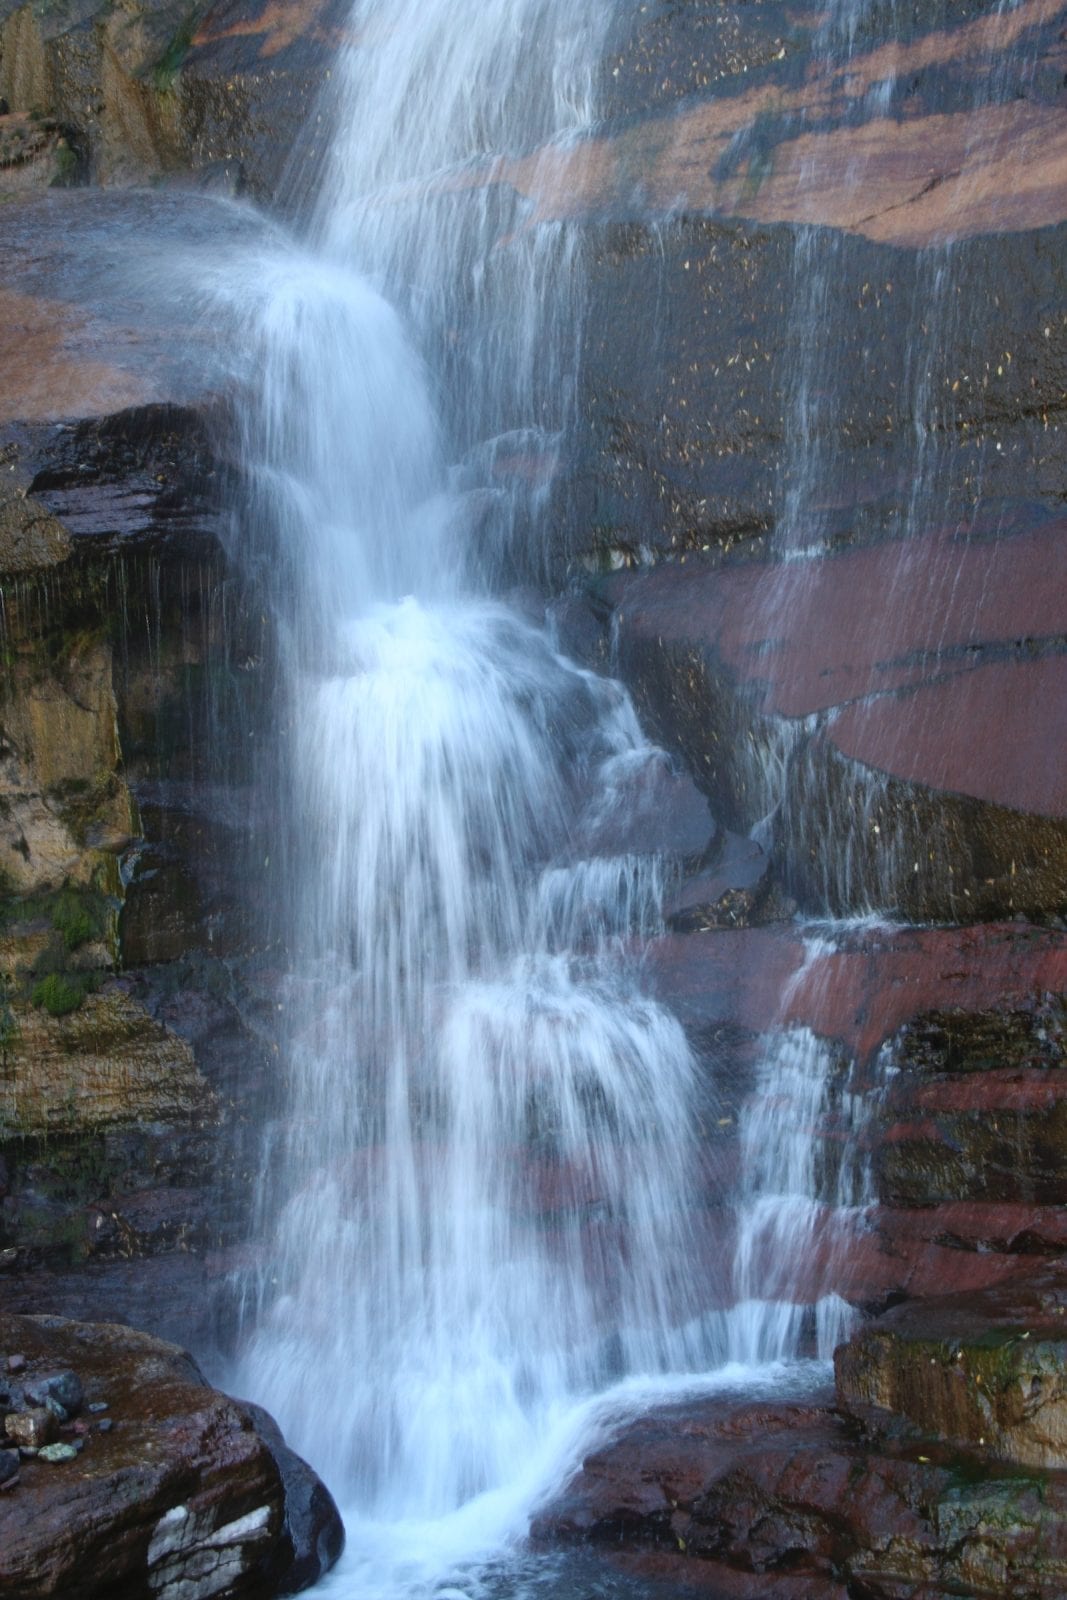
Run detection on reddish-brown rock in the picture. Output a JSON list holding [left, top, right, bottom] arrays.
[[0, 1310, 342, 1598], [500, 0, 1067, 248], [608, 522, 1067, 918], [836, 1262, 1067, 1470], [646, 921, 1067, 1065], [533, 1380, 1067, 1598]]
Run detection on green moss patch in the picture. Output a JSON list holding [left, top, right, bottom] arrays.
[[32, 971, 94, 1016]]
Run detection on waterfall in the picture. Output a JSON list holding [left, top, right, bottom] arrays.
[[200, 0, 897, 1592], [221, 1, 732, 1589], [748, 0, 1051, 920]]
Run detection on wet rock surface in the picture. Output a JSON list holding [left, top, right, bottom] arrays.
[[0, 189, 254, 577], [1, 1255, 242, 1356], [837, 1263, 1067, 1470], [0, 0, 1066, 1589], [0, 0, 348, 198], [535, 1380, 1067, 1598], [538, 1265, 1067, 1596], [536, 0, 1067, 240], [603, 521, 1067, 920], [0, 177, 278, 1310], [0, 1309, 343, 1597], [647, 922, 1067, 1064]]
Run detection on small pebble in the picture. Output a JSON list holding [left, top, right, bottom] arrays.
[[6, 1356, 25, 1375], [87, 1401, 108, 1414], [96, 1418, 113, 1434], [5, 1409, 56, 1450], [38, 1442, 78, 1464], [26, 1371, 82, 1417]]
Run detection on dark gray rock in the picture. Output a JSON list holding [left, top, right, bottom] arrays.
[[243, 1402, 346, 1597], [24, 1369, 83, 1416]]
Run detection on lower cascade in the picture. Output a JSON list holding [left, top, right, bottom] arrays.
[[236, 594, 717, 1521]]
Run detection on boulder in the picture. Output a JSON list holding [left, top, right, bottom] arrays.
[[533, 1379, 1067, 1598], [0, 1309, 343, 1598], [836, 1262, 1067, 1471]]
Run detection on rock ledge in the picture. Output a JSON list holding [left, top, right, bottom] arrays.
[[0, 1310, 343, 1600]]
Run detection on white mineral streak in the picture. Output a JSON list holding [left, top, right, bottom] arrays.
[[148, 1503, 273, 1599]]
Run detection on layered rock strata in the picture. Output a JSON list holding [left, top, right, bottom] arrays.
[[0, 0, 1065, 1587], [0, 188, 278, 1347], [0, 1310, 343, 1599], [534, 1263, 1067, 1598]]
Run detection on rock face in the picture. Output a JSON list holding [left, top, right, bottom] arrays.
[[0, 187, 278, 1344], [837, 1265, 1067, 1471], [0, 1310, 343, 1599], [544, 0, 1067, 925], [0, 0, 348, 198], [1, 986, 212, 1133], [534, 1346, 1067, 1599], [603, 520, 1067, 921]]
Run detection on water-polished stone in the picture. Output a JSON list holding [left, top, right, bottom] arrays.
[[0, 1310, 343, 1598]]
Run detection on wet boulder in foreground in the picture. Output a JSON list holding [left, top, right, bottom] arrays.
[[535, 1263, 1067, 1597], [0, 1309, 343, 1599]]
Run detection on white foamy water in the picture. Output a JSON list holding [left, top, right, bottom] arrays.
[[215, 1, 877, 1592], [221, 0, 728, 1585]]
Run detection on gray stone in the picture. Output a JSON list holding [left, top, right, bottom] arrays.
[[25, 1369, 83, 1416], [37, 1442, 78, 1464]]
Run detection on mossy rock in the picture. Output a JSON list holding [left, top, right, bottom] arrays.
[[837, 1265, 1067, 1469], [0, 985, 216, 1135], [31, 969, 93, 1015]]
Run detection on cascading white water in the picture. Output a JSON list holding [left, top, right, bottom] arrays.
[[721, 935, 873, 1367], [238, 595, 717, 1515], [222, 2, 739, 1590], [208, 1, 898, 1592]]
